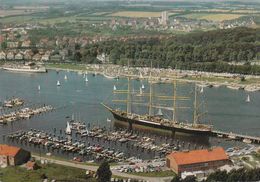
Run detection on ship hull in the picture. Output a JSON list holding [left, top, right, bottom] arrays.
[[2, 67, 47, 73], [109, 110, 212, 136]]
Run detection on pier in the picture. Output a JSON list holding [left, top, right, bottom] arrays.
[[212, 130, 260, 144]]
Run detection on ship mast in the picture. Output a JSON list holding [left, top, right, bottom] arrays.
[[126, 59, 131, 116], [193, 84, 198, 125], [173, 80, 177, 122], [148, 61, 153, 116]]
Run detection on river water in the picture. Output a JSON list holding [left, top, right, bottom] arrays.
[[0, 69, 259, 158]]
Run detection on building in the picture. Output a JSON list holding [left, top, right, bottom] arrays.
[[26, 161, 39, 170], [161, 11, 168, 25], [0, 144, 31, 167], [0, 51, 6, 60], [166, 147, 229, 175]]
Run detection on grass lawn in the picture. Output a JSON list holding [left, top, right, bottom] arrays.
[[46, 63, 88, 71], [0, 163, 96, 182], [130, 170, 175, 177]]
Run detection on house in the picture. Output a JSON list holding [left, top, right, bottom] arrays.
[[21, 40, 31, 48], [0, 51, 6, 60], [7, 42, 19, 48], [26, 161, 39, 170], [32, 54, 42, 62], [15, 52, 24, 60], [41, 52, 51, 62], [50, 54, 62, 62], [6, 52, 15, 60], [0, 144, 31, 167], [23, 50, 34, 60], [166, 147, 229, 175]]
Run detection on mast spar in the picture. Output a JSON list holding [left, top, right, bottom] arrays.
[[148, 61, 153, 116], [193, 84, 198, 125], [126, 59, 131, 116], [173, 80, 177, 122]]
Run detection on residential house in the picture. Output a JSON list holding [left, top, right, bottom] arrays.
[[41, 52, 51, 62], [7, 42, 19, 48], [0, 144, 31, 167], [6, 52, 15, 60], [50, 54, 62, 62], [26, 161, 39, 170], [0, 51, 6, 60], [32, 54, 42, 62], [23, 50, 34, 61], [21, 40, 31, 48], [15, 52, 24, 60]]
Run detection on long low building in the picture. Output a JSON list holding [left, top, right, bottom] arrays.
[[166, 147, 230, 175], [0, 144, 31, 167]]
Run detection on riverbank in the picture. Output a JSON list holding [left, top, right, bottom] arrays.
[[46, 63, 260, 90]]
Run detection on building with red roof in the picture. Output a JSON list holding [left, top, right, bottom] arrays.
[[166, 147, 229, 175], [0, 144, 31, 167]]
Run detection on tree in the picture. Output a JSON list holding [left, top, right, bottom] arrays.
[[96, 161, 112, 182]]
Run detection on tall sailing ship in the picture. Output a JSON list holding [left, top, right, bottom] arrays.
[[102, 68, 213, 136]]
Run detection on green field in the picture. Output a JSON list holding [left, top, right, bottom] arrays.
[[130, 170, 175, 177], [181, 13, 245, 21], [0, 163, 95, 182]]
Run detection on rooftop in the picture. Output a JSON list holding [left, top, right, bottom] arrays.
[[167, 147, 228, 165], [0, 144, 21, 157]]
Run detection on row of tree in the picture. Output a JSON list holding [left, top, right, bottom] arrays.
[[78, 27, 260, 74]]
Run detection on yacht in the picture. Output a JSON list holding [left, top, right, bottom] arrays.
[[2, 62, 46, 73]]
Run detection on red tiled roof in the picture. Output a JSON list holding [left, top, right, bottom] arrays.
[[0, 144, 21, 157], [167, 147, 228, 165]]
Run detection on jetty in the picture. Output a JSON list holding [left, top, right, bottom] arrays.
[[212, 130, 260, 144]]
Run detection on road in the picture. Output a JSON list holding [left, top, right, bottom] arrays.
[[32, 155, 173, 182]]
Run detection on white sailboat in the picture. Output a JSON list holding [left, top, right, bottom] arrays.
[[64, 75, 67, 80], [246, 95, 250, 103], [38, 85, 41, 91], [200, 87, 204, 93], [57, 81, 61, 86], [139, 87, 143, 95], [85, 76, 88, 82], [141, 83, 145, 89], [65, 122, 72, 135], [139, 72, 143, 79], [156, 108, 163, 116], [113, 85, 117, 91]]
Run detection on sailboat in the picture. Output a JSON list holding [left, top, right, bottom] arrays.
[[139, 87, 143, 95], [38, 85, 41, 91], [246, 95, 250, 103], [141, 83, 145, 89], [113, 85, 117, 91], [85, 76, 88, 82], [65, 122, 72, 135], [102, 69, 213, 136], [156, 108, 163, 116], [57, 81, 61, 86], [64, 75, 68, 80], [200, 87, 204, 93]]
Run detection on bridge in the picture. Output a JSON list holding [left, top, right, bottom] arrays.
[[212, 130, 260, 144]]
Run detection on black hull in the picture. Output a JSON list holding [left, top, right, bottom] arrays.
[[110, 110, 212, 136]]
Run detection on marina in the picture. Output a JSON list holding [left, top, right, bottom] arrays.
[[0, 69, 259, 162]]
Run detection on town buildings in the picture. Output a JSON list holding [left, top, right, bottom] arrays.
[[0, 144, 31, 167], [166, 147, 230, 175]]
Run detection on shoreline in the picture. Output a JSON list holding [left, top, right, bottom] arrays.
[[45, 63, 260, 92]]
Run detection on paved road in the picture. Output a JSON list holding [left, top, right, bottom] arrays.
[[32, 155, 172, 182]]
